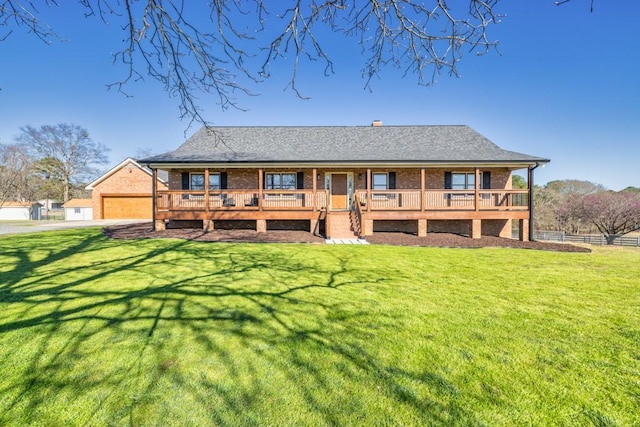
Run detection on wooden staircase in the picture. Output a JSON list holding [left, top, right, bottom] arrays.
[[349, 209, 361, 238], [327, 211, 358, 239]]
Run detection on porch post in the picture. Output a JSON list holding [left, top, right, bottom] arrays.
[[418, 219, 427, 237], [204, 168, 210, 212], [312, 167, 317, 212], [528, 165, 538, 242], [472, 219, 482, 239], [366, 168, 371, 212], [519, 219, 530, 242], [258, 168, 263, 211], [420, 168, 425, 212], [474, 167, 480, 212], [151, 168, 157, 231]]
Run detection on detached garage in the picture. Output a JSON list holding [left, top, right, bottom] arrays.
[[0, 202, 42, 220], [86, 158, 168, 220], [63, 198, 93, 220]]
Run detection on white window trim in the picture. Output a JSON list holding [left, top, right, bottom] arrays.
[[265, 172, 297, 190]]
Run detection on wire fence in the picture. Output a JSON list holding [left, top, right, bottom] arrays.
[[535, 231, 640, 247], [35, 208, 64, 221]]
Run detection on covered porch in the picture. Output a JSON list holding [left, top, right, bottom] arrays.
[[150, 166, 536, 241]]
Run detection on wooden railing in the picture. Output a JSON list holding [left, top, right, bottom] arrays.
[[352, 194, 364, 237], [355, 189, 529, 211], [156, 188, 528, 213], [156, 190, 328, 211]]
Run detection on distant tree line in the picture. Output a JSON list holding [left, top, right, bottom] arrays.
[[0, 124, 109, 207], [530, 178, 640, 244]]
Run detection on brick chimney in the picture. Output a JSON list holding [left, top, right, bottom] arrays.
[[371, 120, 383, 127]]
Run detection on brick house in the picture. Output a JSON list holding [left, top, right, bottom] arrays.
[[86, 158, 168, 220], [140, 124, 549, 240]]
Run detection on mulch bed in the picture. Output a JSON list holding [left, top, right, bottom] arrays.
[[103, 222, 591, 253]]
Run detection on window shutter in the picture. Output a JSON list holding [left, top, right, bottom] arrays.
[[296, 171, 304, 189], [388, 172, 396, 190], [220, 172, 228, 189], [483, 171, 491, 190], [181, 172, 190, 190], [444, 172, 452, 189]]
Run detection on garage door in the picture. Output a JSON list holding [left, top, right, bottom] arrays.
[[102, 195, 152, 219]]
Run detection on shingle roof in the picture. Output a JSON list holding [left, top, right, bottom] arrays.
[[1, 201, 40, 207], [63, 199, 93, 208], [86, 157, 168, 190], [141, 125, 549, 165]]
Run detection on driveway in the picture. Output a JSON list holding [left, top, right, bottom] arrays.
[[0, 220, 148, 235]]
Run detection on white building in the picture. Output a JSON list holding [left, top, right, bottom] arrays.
[[0, 202, 42, 220], [63, 199, 94, 221]]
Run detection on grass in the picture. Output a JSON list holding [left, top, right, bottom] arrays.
[[0, 228, 638, 426]]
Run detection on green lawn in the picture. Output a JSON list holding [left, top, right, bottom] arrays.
[[0, 229, 638, 426]]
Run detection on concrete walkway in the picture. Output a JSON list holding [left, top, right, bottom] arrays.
[[0, 219, 147, 235], [325, 238, 369, 245]]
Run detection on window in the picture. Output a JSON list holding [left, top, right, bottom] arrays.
[[266, 173, 296, 190], [74, 208, 81, 214], [209, 174, 221, 190], [372, 173, 388, 190], [190, 173, 221, 190], [451, 172, 482, 190]]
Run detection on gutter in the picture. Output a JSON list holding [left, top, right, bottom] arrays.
[[142, 160, 550, 170]]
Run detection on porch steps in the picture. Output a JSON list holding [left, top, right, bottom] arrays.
[[349, 209, 361, 237], [326, 211, 359, 240]]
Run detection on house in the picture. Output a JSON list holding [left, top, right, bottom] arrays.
[[0, 202, 42, 220], [38, 199, 64, 211], [140, 124, 549, 240], [63, 198, 93, 220], [86, 157, 168, 220]]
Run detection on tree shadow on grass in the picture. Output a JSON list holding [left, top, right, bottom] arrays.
[[0, 229, 481, 425]]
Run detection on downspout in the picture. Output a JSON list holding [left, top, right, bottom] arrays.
[[528, 163, 541, 242]]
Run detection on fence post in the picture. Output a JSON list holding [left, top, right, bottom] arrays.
[[561, 231, 565, 243], [638, 236, 640, 248]]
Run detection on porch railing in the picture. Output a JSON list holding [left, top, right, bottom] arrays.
[[156, 188, 528, 213], [355, 189, 529, 211], [156, 190, 328, 211]]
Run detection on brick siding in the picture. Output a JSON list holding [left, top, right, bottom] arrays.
[[91, 163, 167, 219]]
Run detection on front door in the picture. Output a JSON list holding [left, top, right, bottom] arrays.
[[330, 174, 348, 210]]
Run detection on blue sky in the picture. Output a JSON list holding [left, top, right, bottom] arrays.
[[1, 1, 639, 190]]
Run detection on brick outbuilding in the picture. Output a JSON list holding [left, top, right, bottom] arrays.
[[86, 158, 168, 220]]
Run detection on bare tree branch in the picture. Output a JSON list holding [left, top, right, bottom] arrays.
[[555, 0, 594, 13], [1, 1, 591, 129], [0, 0, 59, 42]]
